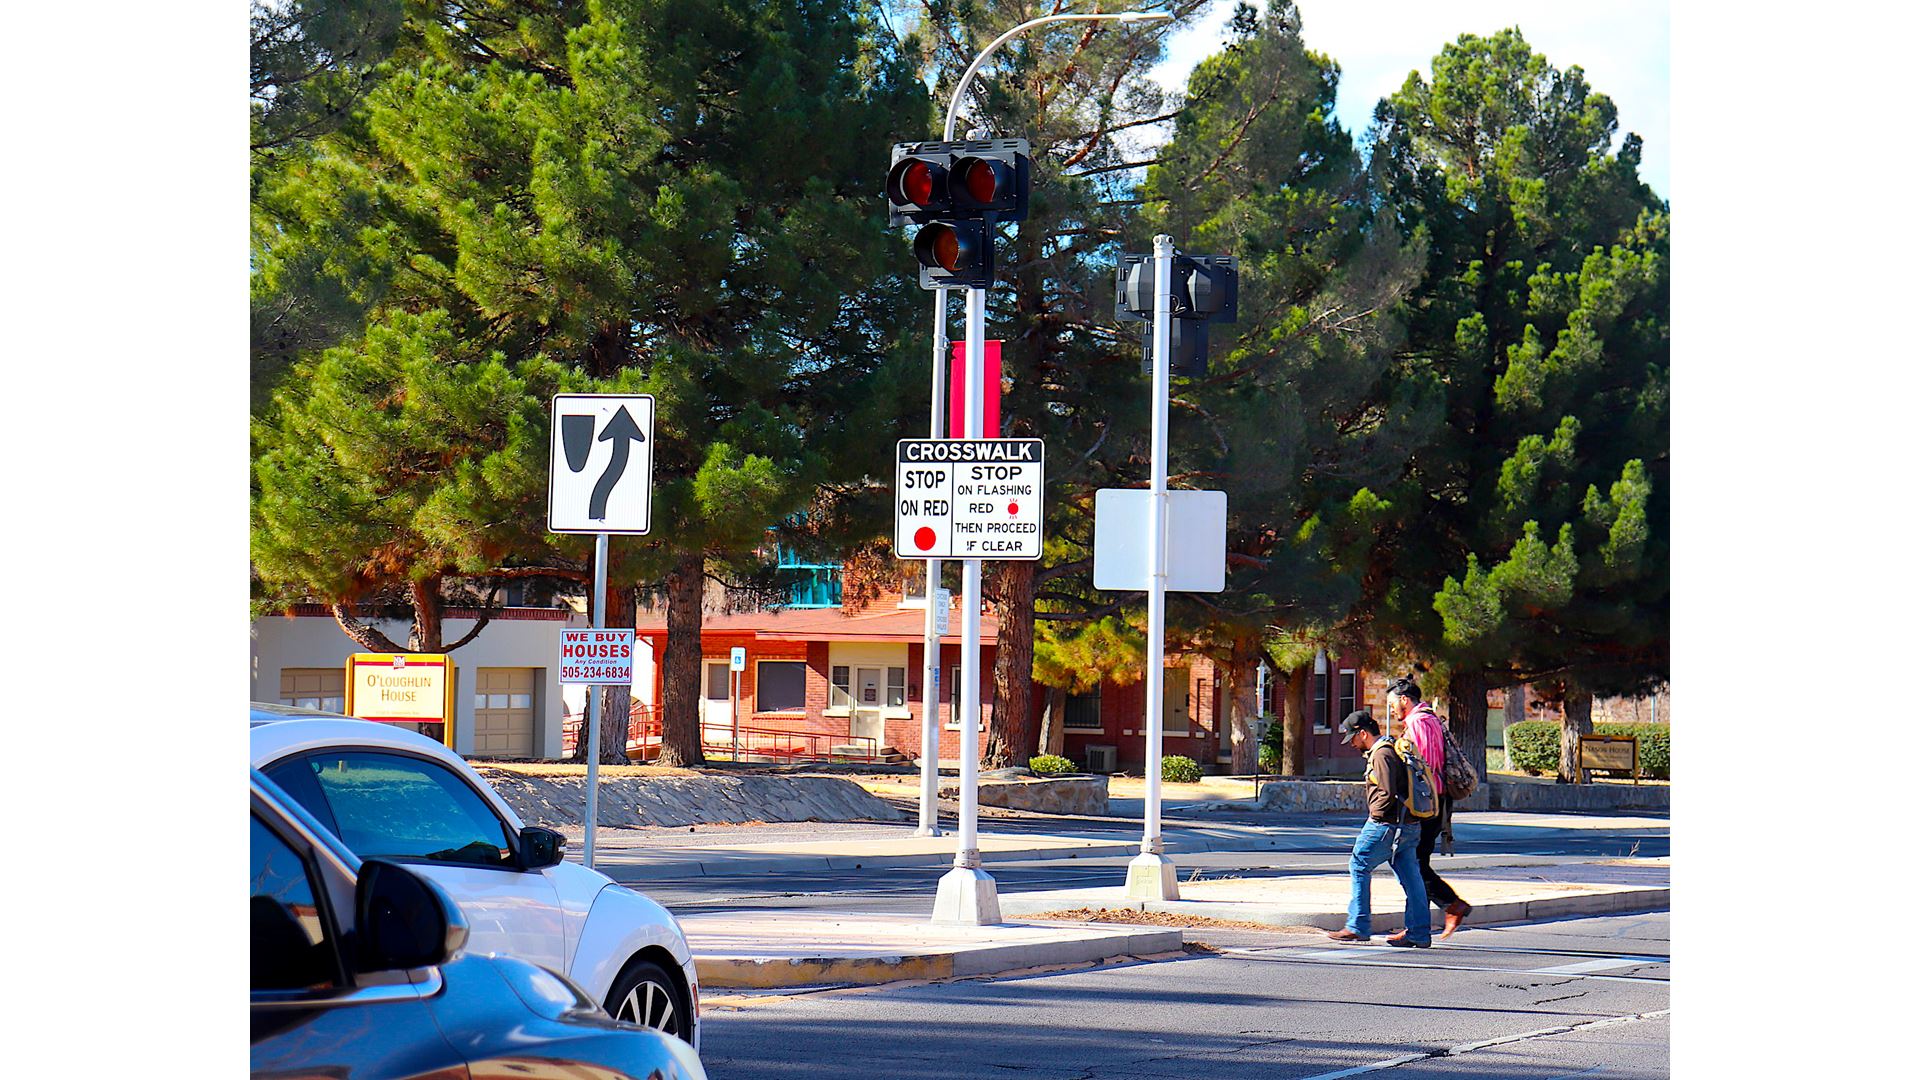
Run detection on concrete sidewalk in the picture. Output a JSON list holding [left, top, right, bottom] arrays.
[[997, 857, 1671, 934], [569, 811, 1668, 880], [681, 910, 1181, 988]]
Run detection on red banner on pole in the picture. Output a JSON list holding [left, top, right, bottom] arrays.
[[948, 340, 1002, 438]]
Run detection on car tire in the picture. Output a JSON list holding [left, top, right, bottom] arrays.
[[604, 957, 689, 1043]]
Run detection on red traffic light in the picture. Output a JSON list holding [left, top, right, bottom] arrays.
[[888, 156, 950, 213], [953, 156, 1016, 210], [914, 222, 982, 273]]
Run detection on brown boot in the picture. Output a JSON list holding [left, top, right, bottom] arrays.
[[1441, 900, 1472, 939], [1326, 928, 1366, 942]]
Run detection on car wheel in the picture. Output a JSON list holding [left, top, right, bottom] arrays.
[[605, 958, 687, 1042]]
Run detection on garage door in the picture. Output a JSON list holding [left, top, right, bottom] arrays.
[[280, 668, 345, 714], [473, 668, 537, 758]]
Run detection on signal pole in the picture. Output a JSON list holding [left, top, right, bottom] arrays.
[[1126, 234, 1180, 901], [913, 8, 1168, 848], [933, 284, 999, 924]]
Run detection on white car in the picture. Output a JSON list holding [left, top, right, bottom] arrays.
[[249, 704, 700, 1050]]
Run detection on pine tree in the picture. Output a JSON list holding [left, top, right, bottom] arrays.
[[251, 1, 932, 764], [1135, 2, 1424, 773], [1364, 30, 1670, 777]]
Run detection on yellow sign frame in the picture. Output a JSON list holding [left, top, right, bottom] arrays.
[[344, 653, 457, 749]]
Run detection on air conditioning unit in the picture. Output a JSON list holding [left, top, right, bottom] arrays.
[[1085, 744, 1118, 774]]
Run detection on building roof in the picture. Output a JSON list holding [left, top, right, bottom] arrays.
[[634, 600, 994, 643]]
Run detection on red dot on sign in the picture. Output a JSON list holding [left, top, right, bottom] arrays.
[[1007, 502, 1019, 516], [914, 526, 937, 551]]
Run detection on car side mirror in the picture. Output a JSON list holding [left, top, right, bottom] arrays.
[[354, 859, 469, 973], [520, 826, 566, 869]]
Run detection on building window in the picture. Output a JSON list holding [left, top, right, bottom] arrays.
[[830, 666, 852, 710], [1338, 669, 1357, 724], [886, 667, 907, 708], [944, 665, 983, 731], [1312, 652, 1330, 733], [755, 661, 807, 713], [1064, 687, 1102, 730]]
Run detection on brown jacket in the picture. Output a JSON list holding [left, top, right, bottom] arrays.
[[1365, 739, 1411, 823]]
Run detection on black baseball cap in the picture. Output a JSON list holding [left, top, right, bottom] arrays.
[[1337, 710, 1379, 745]]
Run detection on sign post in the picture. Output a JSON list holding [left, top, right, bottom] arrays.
[[729, 646, 746, 762], [898, 295, 1046, 926], [1129, 235, 1182, 902], [549, 394, 655, 871]]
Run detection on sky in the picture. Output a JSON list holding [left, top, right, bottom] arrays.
[[1149, 0, 1670, 199]]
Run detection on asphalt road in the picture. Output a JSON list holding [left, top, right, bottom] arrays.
[[696, 911, 1670, 1079], [602, 813, 1669, 917]]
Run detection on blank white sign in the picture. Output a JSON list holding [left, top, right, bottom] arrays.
[[1093, 488, 1227, 593]]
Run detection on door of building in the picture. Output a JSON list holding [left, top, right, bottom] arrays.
[[850, 666, 886, 745], [473, 668, 536, 757], [1162, 666, 1191, 736], [702, 660, 734, 743]]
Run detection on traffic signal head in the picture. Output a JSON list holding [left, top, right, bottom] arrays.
[[913, 220, 991, 288], [1115, 251, 1239, 376], [888, 139, 1031, 290]]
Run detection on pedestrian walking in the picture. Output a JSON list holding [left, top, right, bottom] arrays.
[[1386, 676, 1474, 939], [1327, 710, 1432, 948]]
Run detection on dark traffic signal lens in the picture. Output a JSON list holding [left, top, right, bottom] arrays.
[[953, 157, 1016, 210], [914, 222, 979, 272], [888, 157, 948, 211]]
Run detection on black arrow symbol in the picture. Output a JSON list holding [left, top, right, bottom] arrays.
[[589, 405, 647, 520]]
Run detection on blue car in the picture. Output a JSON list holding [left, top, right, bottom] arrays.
[[250, 769, 707, 1080]]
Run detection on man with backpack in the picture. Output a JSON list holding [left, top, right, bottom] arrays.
[[1387, 676, 1475, 940], [1327, 710, 1433, 948]]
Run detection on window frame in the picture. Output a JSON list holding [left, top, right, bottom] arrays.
[[885, 667, 907, 709], [250, 810, 348, 996], [1063, 686, 1103, 730], [943, 665, 984, 731], [263, 747, 520, 872], [753, 659, 809, 715]]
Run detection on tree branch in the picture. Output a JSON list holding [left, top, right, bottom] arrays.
[[330, 603, 403, 652]]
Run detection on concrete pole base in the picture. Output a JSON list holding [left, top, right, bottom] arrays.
[[1125, 851, 1181, 901], [913, 827, 945, 838], [932, 866, 1002, 925]]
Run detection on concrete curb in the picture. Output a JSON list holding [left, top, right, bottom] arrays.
[[997, 885, 1668, 932], [693, 926, 1183, 988]]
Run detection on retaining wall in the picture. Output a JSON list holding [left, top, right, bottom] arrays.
[[477, 769, 906, 829]]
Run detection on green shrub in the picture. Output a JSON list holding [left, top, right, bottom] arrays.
[[1258, 743, 1279, 772], [1500, 720, 1671, 779], [1504, 720, 1561, 774], [1594, 723, 1670, 780], [1028, 754, 1075, 776], [1162, 754, 1202, 784]]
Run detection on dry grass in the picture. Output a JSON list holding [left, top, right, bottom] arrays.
[[472, 761, 703, 778], [1029, 907, 1321, 933]]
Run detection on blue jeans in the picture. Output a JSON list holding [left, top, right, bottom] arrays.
[[1344, 819, 1430, 942]]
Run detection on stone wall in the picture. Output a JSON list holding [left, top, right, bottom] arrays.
[[477, 769, 906, 829], [946, 776, 1109, 815]]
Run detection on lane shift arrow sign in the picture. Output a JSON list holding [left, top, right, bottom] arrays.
[[589, 405, 647, 520]]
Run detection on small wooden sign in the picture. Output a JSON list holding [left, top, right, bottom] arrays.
[[1577, 734, 1640, 785]]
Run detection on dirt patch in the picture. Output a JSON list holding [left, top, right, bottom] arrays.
[[1030, 907, 1323, 933]]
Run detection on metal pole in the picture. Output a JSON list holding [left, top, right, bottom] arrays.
[[918, 292, 948, 837], [932, 286, 999, 924], [731, 668, 740, 762], [1126, 235, 1179, 900], [958, 285, 987, 869], [584, 530, 609, 870]]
